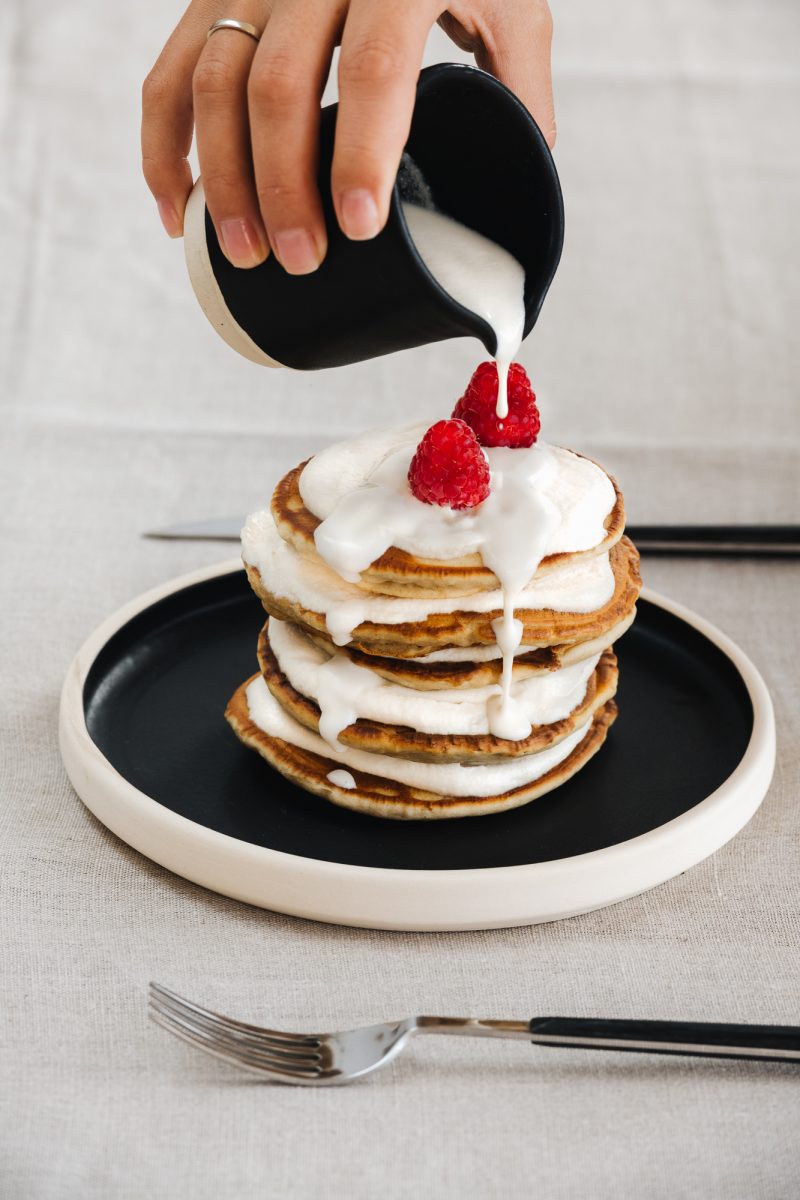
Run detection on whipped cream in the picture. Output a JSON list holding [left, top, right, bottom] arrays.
[[300, 425, 615, 564], [247, 676, 590, 799], [326, 769, 356, 790], [312, 436, 557, 584], [296, 425, 615, 740], [401, 204, 525, 419], [242, 509, 615, 642], [268, 616, 599, 747], [416, 642, 546, 663]]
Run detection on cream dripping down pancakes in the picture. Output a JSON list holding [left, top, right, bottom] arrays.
[[228, 407, 640, 819]]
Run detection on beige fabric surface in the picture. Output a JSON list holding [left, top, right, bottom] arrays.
[[1, 1, 799, 1197]]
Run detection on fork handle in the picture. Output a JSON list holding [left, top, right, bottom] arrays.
[[528, 1017, 800, 1063]]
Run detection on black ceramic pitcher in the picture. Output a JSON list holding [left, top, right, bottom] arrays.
[[183, 62, 564, 371]]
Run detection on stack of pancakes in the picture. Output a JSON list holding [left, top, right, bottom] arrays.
[[226, 428, 641, 820]]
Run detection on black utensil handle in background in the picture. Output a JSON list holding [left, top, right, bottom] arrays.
[[626, 525, 800, 556], [529, 1017, 800, 1063]]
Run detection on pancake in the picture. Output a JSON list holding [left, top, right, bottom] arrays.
[[305, 608, 636, 690], [257, 618, 618, 763], [271, 454, 626, 599], [233, 425, 637, 820], [245, 535, 641, 658], [226, 679, 618, 820]]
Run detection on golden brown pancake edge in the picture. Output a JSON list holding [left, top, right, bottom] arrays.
[[257, 618, 619, 764], [270, 453, 627, 598], [226, 678, 619, 821]]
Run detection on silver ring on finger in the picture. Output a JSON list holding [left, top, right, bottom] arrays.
[[206, 18, 262, 43]]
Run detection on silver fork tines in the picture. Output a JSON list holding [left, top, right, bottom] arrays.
[[149, 983, 325, 1081]]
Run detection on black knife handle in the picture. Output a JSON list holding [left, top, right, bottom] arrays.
[[529, 1017, 800, 1063], [626, 525, 800, 556]]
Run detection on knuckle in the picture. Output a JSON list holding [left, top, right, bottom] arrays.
[[248, 57, 304, 109], [193, 56, 239, 101], [202, 167, 247, 200], [339, 36, 404, 87], [141, 69, 171, 111], [141, 153, 167, 188], [255, 180, 301, 211], [332, 147, 381, 183]]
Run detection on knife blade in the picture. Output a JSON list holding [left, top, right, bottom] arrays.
[[144, 517, 244, 541]]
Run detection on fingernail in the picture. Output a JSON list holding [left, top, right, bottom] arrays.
[[219, 218, 267, 268], [340, 189, 380, 240], [273, 228, 322, 275], [157, 197, 182, 239]]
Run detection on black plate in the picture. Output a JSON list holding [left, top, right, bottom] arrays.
[[84, 572, 753, 872]]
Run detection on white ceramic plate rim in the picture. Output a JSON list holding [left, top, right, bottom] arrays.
[[59, 560, 776, 931]]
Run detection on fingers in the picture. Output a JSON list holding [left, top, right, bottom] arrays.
[[248, 0, 343, 274], [478, 1, 556, 148], [142, 11, 204, 237], [194, 16, 270, 267], [332, 0, 439, 240]]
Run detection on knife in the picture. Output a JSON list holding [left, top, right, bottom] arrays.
[[143, 519, 800, 556]]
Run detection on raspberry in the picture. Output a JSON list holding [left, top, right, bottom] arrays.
[[453, 361, 541, 448], [408, 419, 490, 510]]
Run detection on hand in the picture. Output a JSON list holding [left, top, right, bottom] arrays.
[[142, 1, 555, 273]]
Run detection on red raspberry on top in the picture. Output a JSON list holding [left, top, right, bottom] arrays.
[[453, 361, 541, 448], [408, 419, 490, 510]]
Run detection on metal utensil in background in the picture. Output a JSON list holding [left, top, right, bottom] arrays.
[[624, 525, 800, 556], [149, 983, 800, 1087], [143, 519, 800, 556]]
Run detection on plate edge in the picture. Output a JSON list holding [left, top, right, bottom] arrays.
[[58, 564, 777, 930]]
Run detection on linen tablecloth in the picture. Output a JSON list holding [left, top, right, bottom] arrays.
[[1, 1, 798, 1196]]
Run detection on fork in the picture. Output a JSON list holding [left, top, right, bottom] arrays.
[[148, 983, 800, 1086]]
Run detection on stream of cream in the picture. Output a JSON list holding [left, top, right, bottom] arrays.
[[401, 203, 526, 420]]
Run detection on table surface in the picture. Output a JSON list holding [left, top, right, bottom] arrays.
[[1, 2, 799, 1197]]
